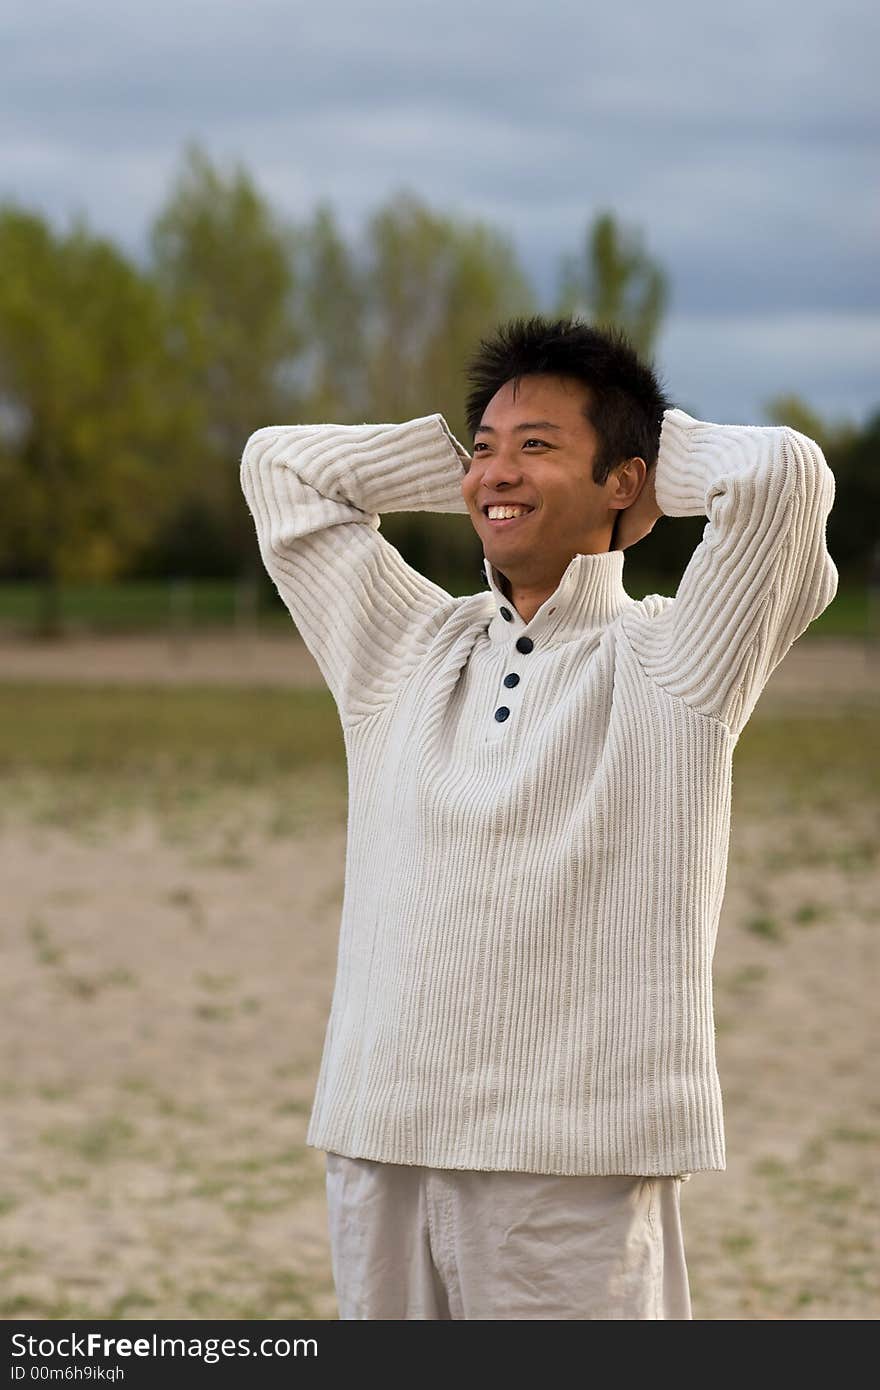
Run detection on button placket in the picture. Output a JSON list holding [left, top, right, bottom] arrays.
[[488, 630, 536, 738]]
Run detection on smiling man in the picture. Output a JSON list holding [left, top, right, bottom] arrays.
[[240, 315, 839, 1320], [463, 371, 662, 622]]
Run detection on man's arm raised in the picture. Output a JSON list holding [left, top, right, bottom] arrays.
[[240, 415, 471, 725], [621, 407, 839, 741]]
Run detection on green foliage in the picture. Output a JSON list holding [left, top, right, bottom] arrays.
[[0, 203, 191, 630], [762, 392, 879, 581], [148, 141, 304, 572], [0, 577, 867, 636], [150, 143, 298, 368], [0, 153, 874, 633], [298, 186, 537, 586], [362, 187, 536, 435], [290, 200, 370, 422], [553, 209, 669, 359]]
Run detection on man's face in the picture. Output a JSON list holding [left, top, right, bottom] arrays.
[[461, 373, 619, 587]]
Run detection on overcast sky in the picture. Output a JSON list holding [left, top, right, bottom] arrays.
[[2, 0, 877, 425]]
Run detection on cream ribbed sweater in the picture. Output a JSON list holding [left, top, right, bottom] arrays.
[[240, 407, 838, 1176]]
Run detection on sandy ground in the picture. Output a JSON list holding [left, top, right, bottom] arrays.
[[0, 636, 877, 1320]]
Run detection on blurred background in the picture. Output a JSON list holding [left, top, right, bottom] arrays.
[[0, 0, 877, 1321]]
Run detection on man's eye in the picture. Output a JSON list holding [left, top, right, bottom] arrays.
[[472, 440, 546, 452]]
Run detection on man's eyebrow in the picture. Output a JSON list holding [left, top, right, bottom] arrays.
[[473, 421, 563, 435]]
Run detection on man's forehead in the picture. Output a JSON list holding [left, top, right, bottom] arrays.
[[479, 375, 592, 432], [473, 419, 564, 436]]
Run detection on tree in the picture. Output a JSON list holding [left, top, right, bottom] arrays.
[[554, 210, 668, 359], [149, 142, 304, 576], [360, 188, 537, 586], [763, 391, 877, 581], [291, 200, 370, 422], [362, 188, 536, 434], [0, 204, 186, 635], [761, 391, 860, 458]]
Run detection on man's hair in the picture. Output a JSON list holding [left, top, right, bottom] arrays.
[[463, 314, 674, 485]]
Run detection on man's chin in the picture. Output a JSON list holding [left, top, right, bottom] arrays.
[[481, 552, 516, 597]]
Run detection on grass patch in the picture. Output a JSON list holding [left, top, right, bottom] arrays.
[[792, 902, 823, 926], [106, 1289, 159, 1318], [0, 578, 867, 637], [0, 683, 350, 837], [745, 914, 783, 942], [0, 692, 874, 841], [40, 1115, 139, 1163], [753, 1156, 788, 1181], [829, 1127, 878, 1145], [27, 917, 64, 967], [728, 964, 768, 991], [733, 712, 879, 806], [721, 1231, 756, 1256], [0, 684, 345, 777]]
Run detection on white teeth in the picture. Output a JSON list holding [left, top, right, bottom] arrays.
[[486, 505, 531, 519]]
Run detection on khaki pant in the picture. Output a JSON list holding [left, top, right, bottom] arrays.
[[325, 1152, 693, 1319]]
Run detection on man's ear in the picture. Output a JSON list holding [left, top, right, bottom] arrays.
[[629, 456, 650, 498], [610, 456, 647, 504]]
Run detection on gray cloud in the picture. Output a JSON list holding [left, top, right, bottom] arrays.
[[1, 0, 877, 423]]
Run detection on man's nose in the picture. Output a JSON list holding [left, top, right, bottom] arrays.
[[481, 451, 523, 483]]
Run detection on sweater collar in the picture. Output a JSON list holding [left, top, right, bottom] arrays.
[[482, 549, 633, 646]]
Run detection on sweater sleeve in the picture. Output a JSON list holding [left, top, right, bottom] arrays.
[[623, 407, 839, 740], [240, 413, 472, 724]]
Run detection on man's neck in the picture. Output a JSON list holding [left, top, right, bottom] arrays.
[[494, 526, 616, 624], [498, 569, 562, 626]]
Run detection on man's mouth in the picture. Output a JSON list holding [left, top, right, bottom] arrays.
[[481, 504, 536, 529]]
